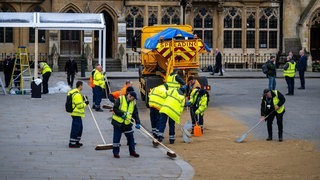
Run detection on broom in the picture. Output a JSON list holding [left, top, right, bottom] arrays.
[[85, 97, 113, 150], [131, 118, 177, 158], [235, 110, 275, 143]]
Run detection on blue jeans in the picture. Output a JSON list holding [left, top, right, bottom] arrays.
[[112, 125, 135, 155], [69, 116, 83, 144], [268, 76, 276, 90], [158, 113, 175, 140], [150, 107, 159, 136]]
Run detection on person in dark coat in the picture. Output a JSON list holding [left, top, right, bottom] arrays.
[[3, 55, 14, 87], [65, 57, 78, 88], [297, 50, 307, 89], [266, 56, 277, 90], [210, 48, 223, 76], [260, 89, 286, 142]]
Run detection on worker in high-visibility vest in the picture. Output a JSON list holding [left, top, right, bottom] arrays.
[[166, 68, 185, 89], [148, 83, 169, 138], [93, 64, 105, 112], [283, 55, 296, 95], [39, 62, 52, 94], [158, 86, 186, 144], [260, 89, 286, 142]]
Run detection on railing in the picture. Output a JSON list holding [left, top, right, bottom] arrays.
[[126, 52, 274, 69]]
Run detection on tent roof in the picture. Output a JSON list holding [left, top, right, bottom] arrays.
[[0, 12, 105, 30]]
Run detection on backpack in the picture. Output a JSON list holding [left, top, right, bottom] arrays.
[[65, 92, 78, 113], [261, 62, 269, 74]]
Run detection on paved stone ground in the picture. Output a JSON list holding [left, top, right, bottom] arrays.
[[0, 72, 193, 180]]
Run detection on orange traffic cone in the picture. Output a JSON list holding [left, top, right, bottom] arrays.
[[193, 122, 202, 137]]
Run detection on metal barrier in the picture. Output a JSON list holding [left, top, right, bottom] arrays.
[[126, 52, 274, 70]]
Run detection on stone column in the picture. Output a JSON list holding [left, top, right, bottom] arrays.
[[48, 30, 59, 72], [118, 21, 127, 72], [84, 30, 93, 72]]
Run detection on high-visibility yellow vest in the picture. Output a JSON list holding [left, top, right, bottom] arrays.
[[166, 74, 180, 89], [68, 89, 86, 117], [189, 89, 208, 116], [148, 84, 167, 110], [159, 88, 185, 124], [283, 61, 296, 77], [272, 90, 285, 114], [112, 95, 136, 125], [40, 62, 52, 74], [93, 71, 105, 89]]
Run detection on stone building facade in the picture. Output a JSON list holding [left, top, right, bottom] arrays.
[[0, 0, 319, 71]]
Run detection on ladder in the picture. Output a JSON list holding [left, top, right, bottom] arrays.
[[8, 46, 32, 94], [0, 76, 7, 95]]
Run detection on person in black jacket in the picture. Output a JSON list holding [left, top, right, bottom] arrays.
[[65, 57, 78, 88], [260, 89, 286, 142], [3, 55, 14, 87], [266, 56, 277, 90], [297, 50, 307, 89], [111, 91, 141, 158], [210, 48, 223, 76]]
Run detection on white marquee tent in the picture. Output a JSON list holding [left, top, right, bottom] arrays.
[[0, 12, 107, 77]]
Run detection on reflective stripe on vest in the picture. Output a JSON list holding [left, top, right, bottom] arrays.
[[112, 96, 135, 125], [148, 85, 167, 110], [283, 62, 296, 77], [93, 71, 105, 88], [166, 74, 180, 89], [272, 90, 285, 114], [159, 89, 185, 124]]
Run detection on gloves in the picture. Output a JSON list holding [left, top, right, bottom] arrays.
[[135, 124, 140, 129], [121, 113, 127, 119], [195, 110, 199, 115], [85, 100, 89, 105]]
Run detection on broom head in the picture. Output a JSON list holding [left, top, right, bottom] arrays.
[[95, 144, 113, 150], [166, 151, 177, 158]]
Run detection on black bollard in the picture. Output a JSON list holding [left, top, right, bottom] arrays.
[[81, 59, 85, 77]]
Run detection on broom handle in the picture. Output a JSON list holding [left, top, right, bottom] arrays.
[[246, 110, 275, 134], [131, 118, 175, 153], [85, 96, 107, 145]]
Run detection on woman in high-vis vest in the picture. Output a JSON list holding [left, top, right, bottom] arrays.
[[111, 91, 141, 158], [283, 56, 296, 95], [166, 68, 185, 89], [260, 89, 286, 142]]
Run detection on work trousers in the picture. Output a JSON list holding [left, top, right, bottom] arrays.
[[42, 72, 51, 94], [158, 113, 175, 141], [93, 86, 103, 107], [265, 111, 285, 139], [69, 116, 83, 145], [112, 125, 135, 155], [299, 70, 305, 88], [4, 70, 12, 87], [149, 107, 160, 137], [190, 106, 204, 128], [67, 73, 75, 88], [285, 76, 295, 95]]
